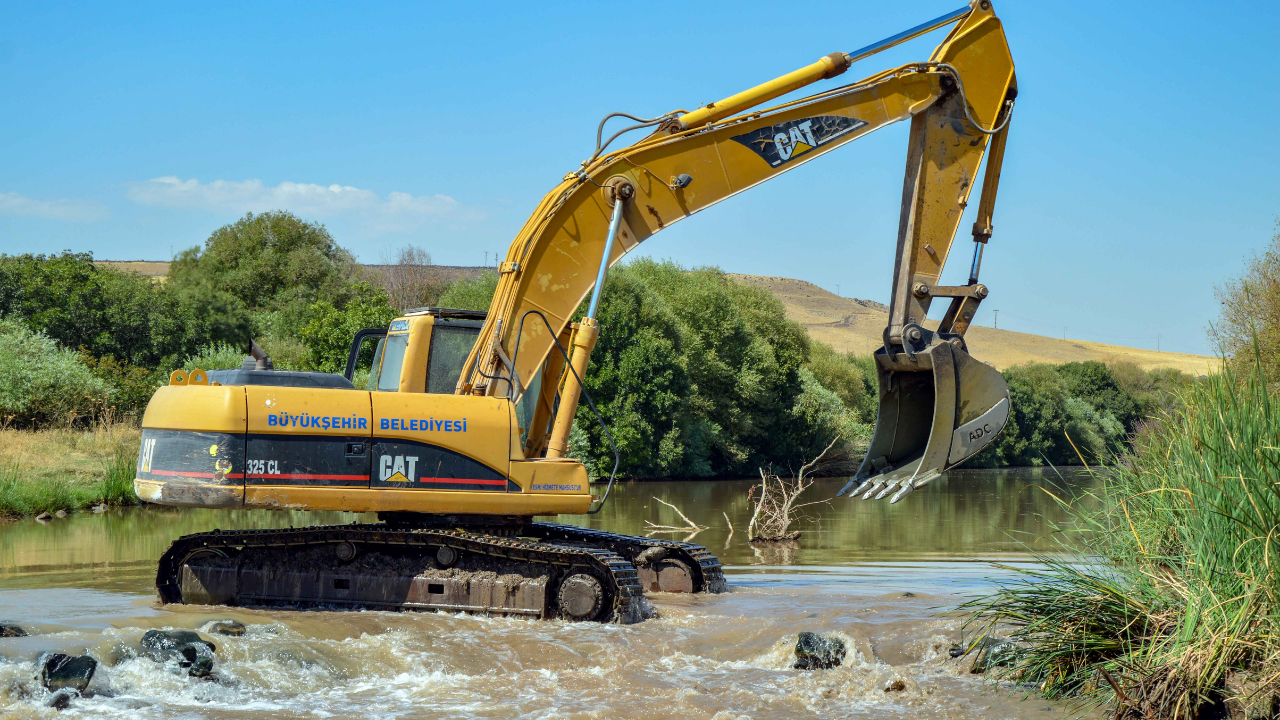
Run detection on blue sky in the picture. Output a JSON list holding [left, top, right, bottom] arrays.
[[1, 1, 1276, 355]]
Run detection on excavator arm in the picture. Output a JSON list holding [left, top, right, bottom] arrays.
[[460, 1, 1018, 502]]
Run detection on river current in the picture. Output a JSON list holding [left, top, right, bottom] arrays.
[[0, 469, 1095, 719]]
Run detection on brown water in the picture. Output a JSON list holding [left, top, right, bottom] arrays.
[[0, 468, 1094, 719]]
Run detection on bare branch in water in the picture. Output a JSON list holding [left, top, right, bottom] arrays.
[[747, 435, 840, 541]]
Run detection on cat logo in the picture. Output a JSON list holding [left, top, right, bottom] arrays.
[[379, 455, 418, 483], [138, 437, 157, 473], [730, 115, 868, 168]]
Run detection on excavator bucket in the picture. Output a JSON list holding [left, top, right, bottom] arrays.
[[838, 339, 1009, 503]]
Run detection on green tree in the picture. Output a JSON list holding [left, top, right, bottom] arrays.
[[169, 211, 359, 334], [437, 270, 499, 311], [805, 342, 877, 423], [1212, 221, 1280, 381], [1056, 361, 1142, 433], [299, 282, 400, 374], [0, 251, 241, 369]]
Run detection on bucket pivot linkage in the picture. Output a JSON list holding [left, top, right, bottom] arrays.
[[839, 326, 1008, 503]]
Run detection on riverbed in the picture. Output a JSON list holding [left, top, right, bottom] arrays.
[[0, 468, 1094, 719]]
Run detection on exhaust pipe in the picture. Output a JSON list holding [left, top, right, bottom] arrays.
[[838, 334, 1009, 503]]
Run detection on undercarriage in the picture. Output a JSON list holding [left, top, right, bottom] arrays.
[[157, 518, 727, 624]]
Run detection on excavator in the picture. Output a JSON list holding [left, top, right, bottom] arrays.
[[137, 1, 1017, 624]]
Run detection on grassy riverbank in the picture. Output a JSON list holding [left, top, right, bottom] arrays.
[[971, 357, 1279, 719], [0, 423, 140, 517]]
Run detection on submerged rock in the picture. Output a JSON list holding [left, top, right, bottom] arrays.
[[209, 620, 246, 637], [39, 653, 98, 693], [54, 510, 67, 518], [793, 631, 847, 670], [141, 630, 217, 678], [949, 636, 1018, 673], [35, 512, 52, 523], [0, 623, 27, 637], [45, 687, 78, 710], [884, 678, 906, 692]]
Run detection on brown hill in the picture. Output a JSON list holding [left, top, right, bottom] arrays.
[[732, 275, 1216, 375]]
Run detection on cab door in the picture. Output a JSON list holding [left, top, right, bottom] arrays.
[[244, 386, 373, 489]]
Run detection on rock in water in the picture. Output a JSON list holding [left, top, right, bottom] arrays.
[[948, 636, 1018, 673], [45, 688, 78, 710], [794, 631, 847, 670], [39, 653, 98, 692], [209, 620, 246, 637], [0, 623, 27, 637], [141, 630, 217, 678]]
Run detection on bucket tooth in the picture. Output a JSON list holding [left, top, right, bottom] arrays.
[[839, 339, 1009, 502]]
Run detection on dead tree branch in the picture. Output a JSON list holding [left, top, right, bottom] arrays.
[[747, 435, 840, 542], [644, 497, 708, 536]]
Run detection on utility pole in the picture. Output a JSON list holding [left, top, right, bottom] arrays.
[[484, 252, 488, 266], [993, 310, 998, 329], [1063, 326, 1067, 340], [1157, 334, 1161, 352], [835, 284, 840, 297]]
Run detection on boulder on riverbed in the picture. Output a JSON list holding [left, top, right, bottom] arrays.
[[141, 630, 217, 678], [39, 653, 98, 693], [949, 636, 1018, 673], [0, 623, 27, 637], [45, 687, 78, 710], [208, 620, 246, 637], [794, 631, 847, 670]]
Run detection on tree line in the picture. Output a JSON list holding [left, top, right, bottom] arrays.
[[0, 210, 1199, 475]]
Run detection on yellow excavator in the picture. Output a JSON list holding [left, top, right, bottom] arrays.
[[138, 1, 1017, 623]]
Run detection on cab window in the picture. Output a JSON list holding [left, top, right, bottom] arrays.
[[426, 323, 482, 394], [375, 333, 409, 392]]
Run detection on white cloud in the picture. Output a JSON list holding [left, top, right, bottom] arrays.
[[0, 192, 109, 221], [126, 177, 479, 232]]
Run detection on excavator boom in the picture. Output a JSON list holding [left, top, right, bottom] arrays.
[[462, 0, 1017, 501]]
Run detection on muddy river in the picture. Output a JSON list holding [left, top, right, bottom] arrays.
[[0, 468, 1094, 719]]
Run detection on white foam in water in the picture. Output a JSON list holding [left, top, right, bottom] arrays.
[[0, 584, 1068, 720]]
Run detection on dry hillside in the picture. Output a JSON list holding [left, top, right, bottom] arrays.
[[732, 274, 1216, 374]]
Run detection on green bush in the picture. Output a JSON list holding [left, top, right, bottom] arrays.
[[79, 352, 164, 417], [0, 251, 240, 369], [0, 319, 113, 426], [970, 361, 1146, 467], [438, 270, 499, 311], [565, 259, 858, 478], [184, 342, 249, 371], [805, 342, 876, 423], [169, 211, 360, 337], [299, 282, 399, 374]]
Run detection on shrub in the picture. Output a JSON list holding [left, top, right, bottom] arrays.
[[184, 342, 249, 371], [299, 282, 399, 374], [0, 319, 112, 426], [168, 211, 359, 339], [805, 342, 876, 423], [438, 270, 499, 311], [79, 352, 163, 417], [0, 251, 239, 369], [567, 259, 849, 478]]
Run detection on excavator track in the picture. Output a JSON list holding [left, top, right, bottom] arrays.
[[155, 522, 726, 624], [529, 523, 727, 595]]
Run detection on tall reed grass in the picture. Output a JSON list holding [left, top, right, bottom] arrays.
[[0, 445, 138, 517], [970, 354, 1280, 719]]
